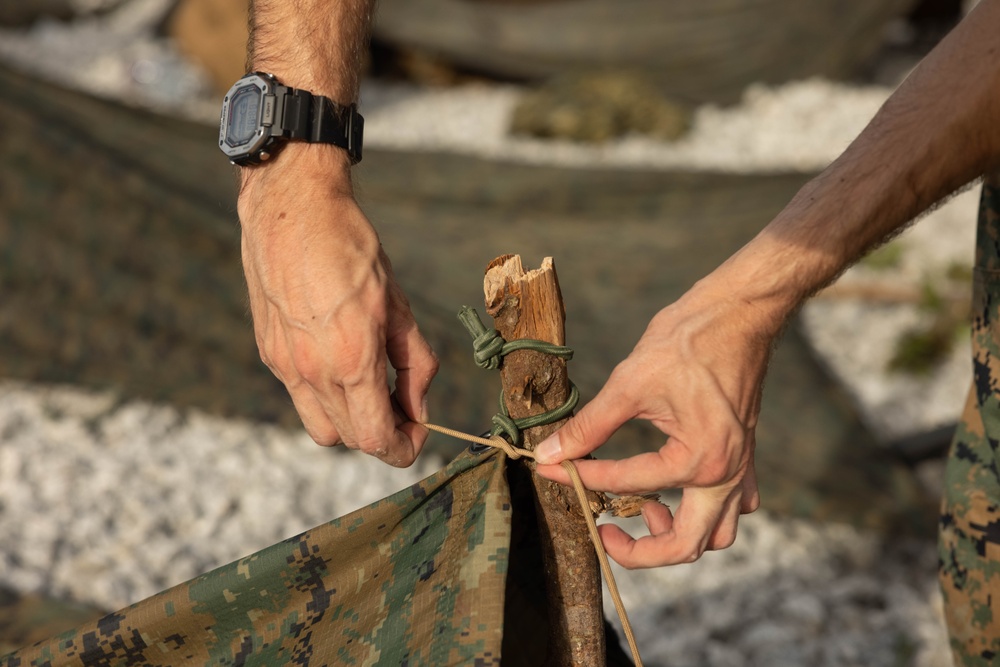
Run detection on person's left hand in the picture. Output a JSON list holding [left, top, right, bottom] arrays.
[[238, 144, 438, 467]]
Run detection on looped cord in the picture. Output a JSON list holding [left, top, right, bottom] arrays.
[[490, 412, 521, 445], [459, 306, 574, 370], [460, 306, 579, 445], [489, 383, 581, 446]]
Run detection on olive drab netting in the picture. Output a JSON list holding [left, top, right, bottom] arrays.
[[2, 449, 513, 666]]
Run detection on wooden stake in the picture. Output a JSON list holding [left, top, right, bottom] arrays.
[[484, 254, 606, 666]]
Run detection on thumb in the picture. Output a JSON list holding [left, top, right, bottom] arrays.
[[534, 383, 635, 464]]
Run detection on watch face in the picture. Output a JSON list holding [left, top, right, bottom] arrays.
[[219, 73, 275, 163], [225, 84, 262, 148]]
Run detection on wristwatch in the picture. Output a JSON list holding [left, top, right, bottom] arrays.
[[218, 72, 364, 166]]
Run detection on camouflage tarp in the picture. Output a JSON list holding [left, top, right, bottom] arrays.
[[1, 448, 513, 666]]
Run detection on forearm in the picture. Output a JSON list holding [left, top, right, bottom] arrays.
[[248, 0, 375, 102], [698, 0, 1000, 332], [240, 0, 376, 209]]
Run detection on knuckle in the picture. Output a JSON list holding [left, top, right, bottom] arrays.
[[254, 330, 268, 356], [561, 413, 590, 445], [696, 452, 734, 486], [608, 362, 641, 398], [386, 451, 416, 468], [693, 427, 745, 487], [425, 350, 441, 378], [356, 435, 388, 459], [682, 547, 705, 564], [290, 346, 325, 386], [334, 351, 373, 389], [257, 338, 278, 369]]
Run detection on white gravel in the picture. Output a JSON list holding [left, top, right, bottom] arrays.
[[801, 186, 979, 441], [0, 381, 444, 608], [361, 79, 891, 173], [0, 380, 950, 666], [0, 0, 216, 119]]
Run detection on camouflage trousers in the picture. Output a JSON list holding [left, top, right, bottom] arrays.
[[939, 172, 1000, 665]]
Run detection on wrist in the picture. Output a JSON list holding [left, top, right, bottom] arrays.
[[241, 141, 353, 187], [238, 143, 356, 230], [694, 165, 885, 334], [687, 226, 825, 340]]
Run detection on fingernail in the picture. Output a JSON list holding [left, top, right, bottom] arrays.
[[534, 435, 562, 464], [420, 397, 429, 423]]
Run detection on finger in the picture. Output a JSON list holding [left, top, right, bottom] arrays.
[[343, 366, 420, 468], [379, 250, 438, 424], [286, 382, 342, 447], [601, 486, 730, 568], [391, 391, 431, 458], [640, 499, 674, 534], [533, 379, 636, 465], [386, 313, 438, 424], [740, 456, 761, 514], [594, 502, 674, 566], [257, 316, 345, 447], [706, 488, 742, 551], [537, 436, 731, 495]]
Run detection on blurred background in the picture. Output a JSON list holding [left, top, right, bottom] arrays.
[[0, 0, 980, 664]]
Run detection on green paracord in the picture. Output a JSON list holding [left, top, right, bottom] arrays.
[[458, 306, 579, 445]]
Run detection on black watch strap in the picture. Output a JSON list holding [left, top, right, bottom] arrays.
[[274, 86, 364, 164]]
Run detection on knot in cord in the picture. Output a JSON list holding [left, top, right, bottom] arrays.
[[472, 329, 505, 370], [459, 307, 505, 369], [490, 413, 522, 446], [459, 306, 574, 371], [485, 433, 525, 460]]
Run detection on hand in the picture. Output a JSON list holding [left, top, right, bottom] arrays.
[[238, 144, 438, 467], [534, 281, 780, 567]]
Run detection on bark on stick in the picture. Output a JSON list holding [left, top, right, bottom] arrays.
[[483, 253, 605, 666]]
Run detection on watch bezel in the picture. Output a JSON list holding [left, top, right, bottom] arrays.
[[218, 73, 276, 165]]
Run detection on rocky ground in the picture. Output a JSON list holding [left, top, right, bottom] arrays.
[[0, 1, 975, 664]]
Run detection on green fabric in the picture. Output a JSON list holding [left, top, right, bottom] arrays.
[[2, 449, 510, 666]]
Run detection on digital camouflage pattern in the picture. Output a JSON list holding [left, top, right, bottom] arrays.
[[0, 589, 104, 657], [1, 448, 510, 666], [940, 171, 1000, 666]]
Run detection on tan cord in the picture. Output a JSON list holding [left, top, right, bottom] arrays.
[[422, 423, 643, 667]]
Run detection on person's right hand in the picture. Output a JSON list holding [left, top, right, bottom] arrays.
[[534, 276, 784, 568], [237, 144, 439, 467]]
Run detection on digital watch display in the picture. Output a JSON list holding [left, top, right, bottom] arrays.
[[218, 72, 364, 166], [226, 84, 262, 148]]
